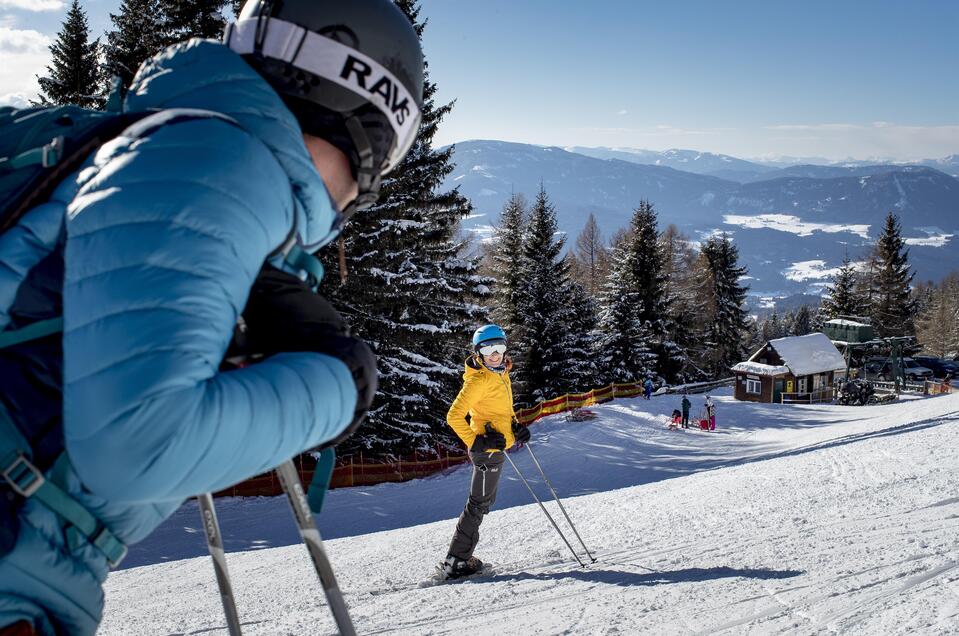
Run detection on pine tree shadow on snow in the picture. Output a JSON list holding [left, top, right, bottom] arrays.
[[490, 565, 804, 588]]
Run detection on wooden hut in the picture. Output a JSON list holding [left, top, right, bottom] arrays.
[[732, 333, 846, 403]]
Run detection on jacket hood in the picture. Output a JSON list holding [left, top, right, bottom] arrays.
[[124, 39, 340, 251]]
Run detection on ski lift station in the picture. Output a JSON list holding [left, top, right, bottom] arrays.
[[731, 332, 847, 403]]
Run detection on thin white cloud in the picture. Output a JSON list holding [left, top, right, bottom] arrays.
[[0, 92, 30, 106], [0, 0, 63, 10], [616, 109, 628, 116], [0, 26, 50, 54]]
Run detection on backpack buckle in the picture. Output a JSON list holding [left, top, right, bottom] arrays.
[[41, 136, 64, 168], [2, 453, 45, 498]]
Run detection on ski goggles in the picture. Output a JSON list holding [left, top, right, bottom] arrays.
[[478, 343, 507, 357]]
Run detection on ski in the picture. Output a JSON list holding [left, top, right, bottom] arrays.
[[275, 459, 357, 636]]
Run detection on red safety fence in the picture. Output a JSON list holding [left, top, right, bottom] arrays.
[[215, 448, 471, 497], [217, 381, 648, 497]]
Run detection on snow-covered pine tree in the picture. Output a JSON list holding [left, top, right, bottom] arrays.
[[697, 234, 750, 378], [158, 0, 228, 46], [103, 0, 164, 91], [487, 193, 527, 335], [319, 0, 487, 457], [37, 0, 102, 109], [870, 212, 917, 337], [510, 186, 573, 405], [570, 212, 608, 299], [819, 254, 860, 321], [555, 275, 601, 394], [596, 227, 647, 385], [629, 200, 672, 380]]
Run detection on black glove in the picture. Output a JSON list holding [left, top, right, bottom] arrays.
[[512, 421, 531, 444], [229, 264, 377, 448], [309, 333, 377, 449], [471, 425, 506, 453]]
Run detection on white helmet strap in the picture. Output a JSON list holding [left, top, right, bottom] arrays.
[[225, 16, 421, 173]]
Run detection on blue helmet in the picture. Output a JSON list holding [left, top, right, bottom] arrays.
[[472, 324, 506, 348]]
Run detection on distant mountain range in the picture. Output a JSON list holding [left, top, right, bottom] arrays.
[[566, 146, 959, 182], [443, 141, 959, 304]]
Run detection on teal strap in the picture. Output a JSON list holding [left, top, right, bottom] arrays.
[[285, 244, 324, 289], [307, 447, 336, 515], [0, 408, 127, 567], [0, 317, 63, 349], [0, 135, 63, 172]]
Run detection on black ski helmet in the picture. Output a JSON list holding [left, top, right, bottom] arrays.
[[225, 0, 424, 217]]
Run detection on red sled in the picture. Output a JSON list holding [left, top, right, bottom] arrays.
[[699, 419, 710, 431]]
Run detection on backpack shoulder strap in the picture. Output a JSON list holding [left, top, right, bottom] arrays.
[[0, 405, 127, 566]]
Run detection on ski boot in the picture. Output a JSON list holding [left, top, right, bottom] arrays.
[[441, 554, 484, 580]]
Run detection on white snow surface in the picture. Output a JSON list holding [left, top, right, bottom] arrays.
[[731, 361, 790, 376], [100, 390, 959, 635], [760, 333, 848, 377], [783, 259, 841, 283], [723, 214, 872, 239]]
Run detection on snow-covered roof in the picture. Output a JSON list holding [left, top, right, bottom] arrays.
[[825, 318, 870, 328], [758, 332, 847, 376], [731, 361, 790, 376]]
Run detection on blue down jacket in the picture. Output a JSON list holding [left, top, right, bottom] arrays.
[[0, 39, 357, 634]]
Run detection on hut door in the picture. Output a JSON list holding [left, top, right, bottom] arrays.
[[774, 379, 783, 403]]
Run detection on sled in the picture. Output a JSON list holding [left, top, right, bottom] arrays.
[[566, 408, 598, 422]]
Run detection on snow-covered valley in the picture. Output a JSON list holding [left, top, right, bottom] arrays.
[[101, 389, 959, 635]]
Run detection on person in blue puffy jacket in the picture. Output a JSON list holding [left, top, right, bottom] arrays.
[[0, 1, 424, 634]]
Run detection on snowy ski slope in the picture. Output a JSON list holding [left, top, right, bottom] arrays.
[[101, 389, 959, 635]]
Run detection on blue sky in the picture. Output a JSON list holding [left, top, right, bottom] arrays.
[[3, 0, 957, 160]]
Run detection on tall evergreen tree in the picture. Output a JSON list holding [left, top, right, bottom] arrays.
[[556, 276, 601, 394], [629, 201, 672, 377], [510, 186, 572, 405], [320, 1, 488, 456], [104, 0, 164, 91], [819, 254, 860, 320], [37, 0, 102, 108], [159, 0, 228, 45], [597, 231, 647, 384], [870, 212, 917, 337], [697, 234, 750, 378], [487, 193, 527, 335]]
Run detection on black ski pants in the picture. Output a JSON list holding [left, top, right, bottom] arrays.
[[448, 450, 506, 560]]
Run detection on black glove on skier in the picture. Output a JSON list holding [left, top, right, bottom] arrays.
[[471, 425, 506, 453], [229, 264, 377, 448], [512, 421, 531, 444]]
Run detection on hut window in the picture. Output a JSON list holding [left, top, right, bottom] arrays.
[[746, 378, 761, 394]]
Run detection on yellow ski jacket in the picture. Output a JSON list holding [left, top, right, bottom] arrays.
[[447, 355, 516, 451]]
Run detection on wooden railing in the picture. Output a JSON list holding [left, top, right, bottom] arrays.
[[780, 388, 835, 404]]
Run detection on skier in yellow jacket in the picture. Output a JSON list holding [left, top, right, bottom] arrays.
[[441, 324, 531, 579]]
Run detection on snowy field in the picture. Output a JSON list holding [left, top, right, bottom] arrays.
[[101, 388, 959, 635]]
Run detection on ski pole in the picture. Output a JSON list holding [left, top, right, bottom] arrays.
[[275, 459, 356, 636], [502, 451, 586, 567], [197, 493, 243, 636], [524, 443, 597, 563]]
